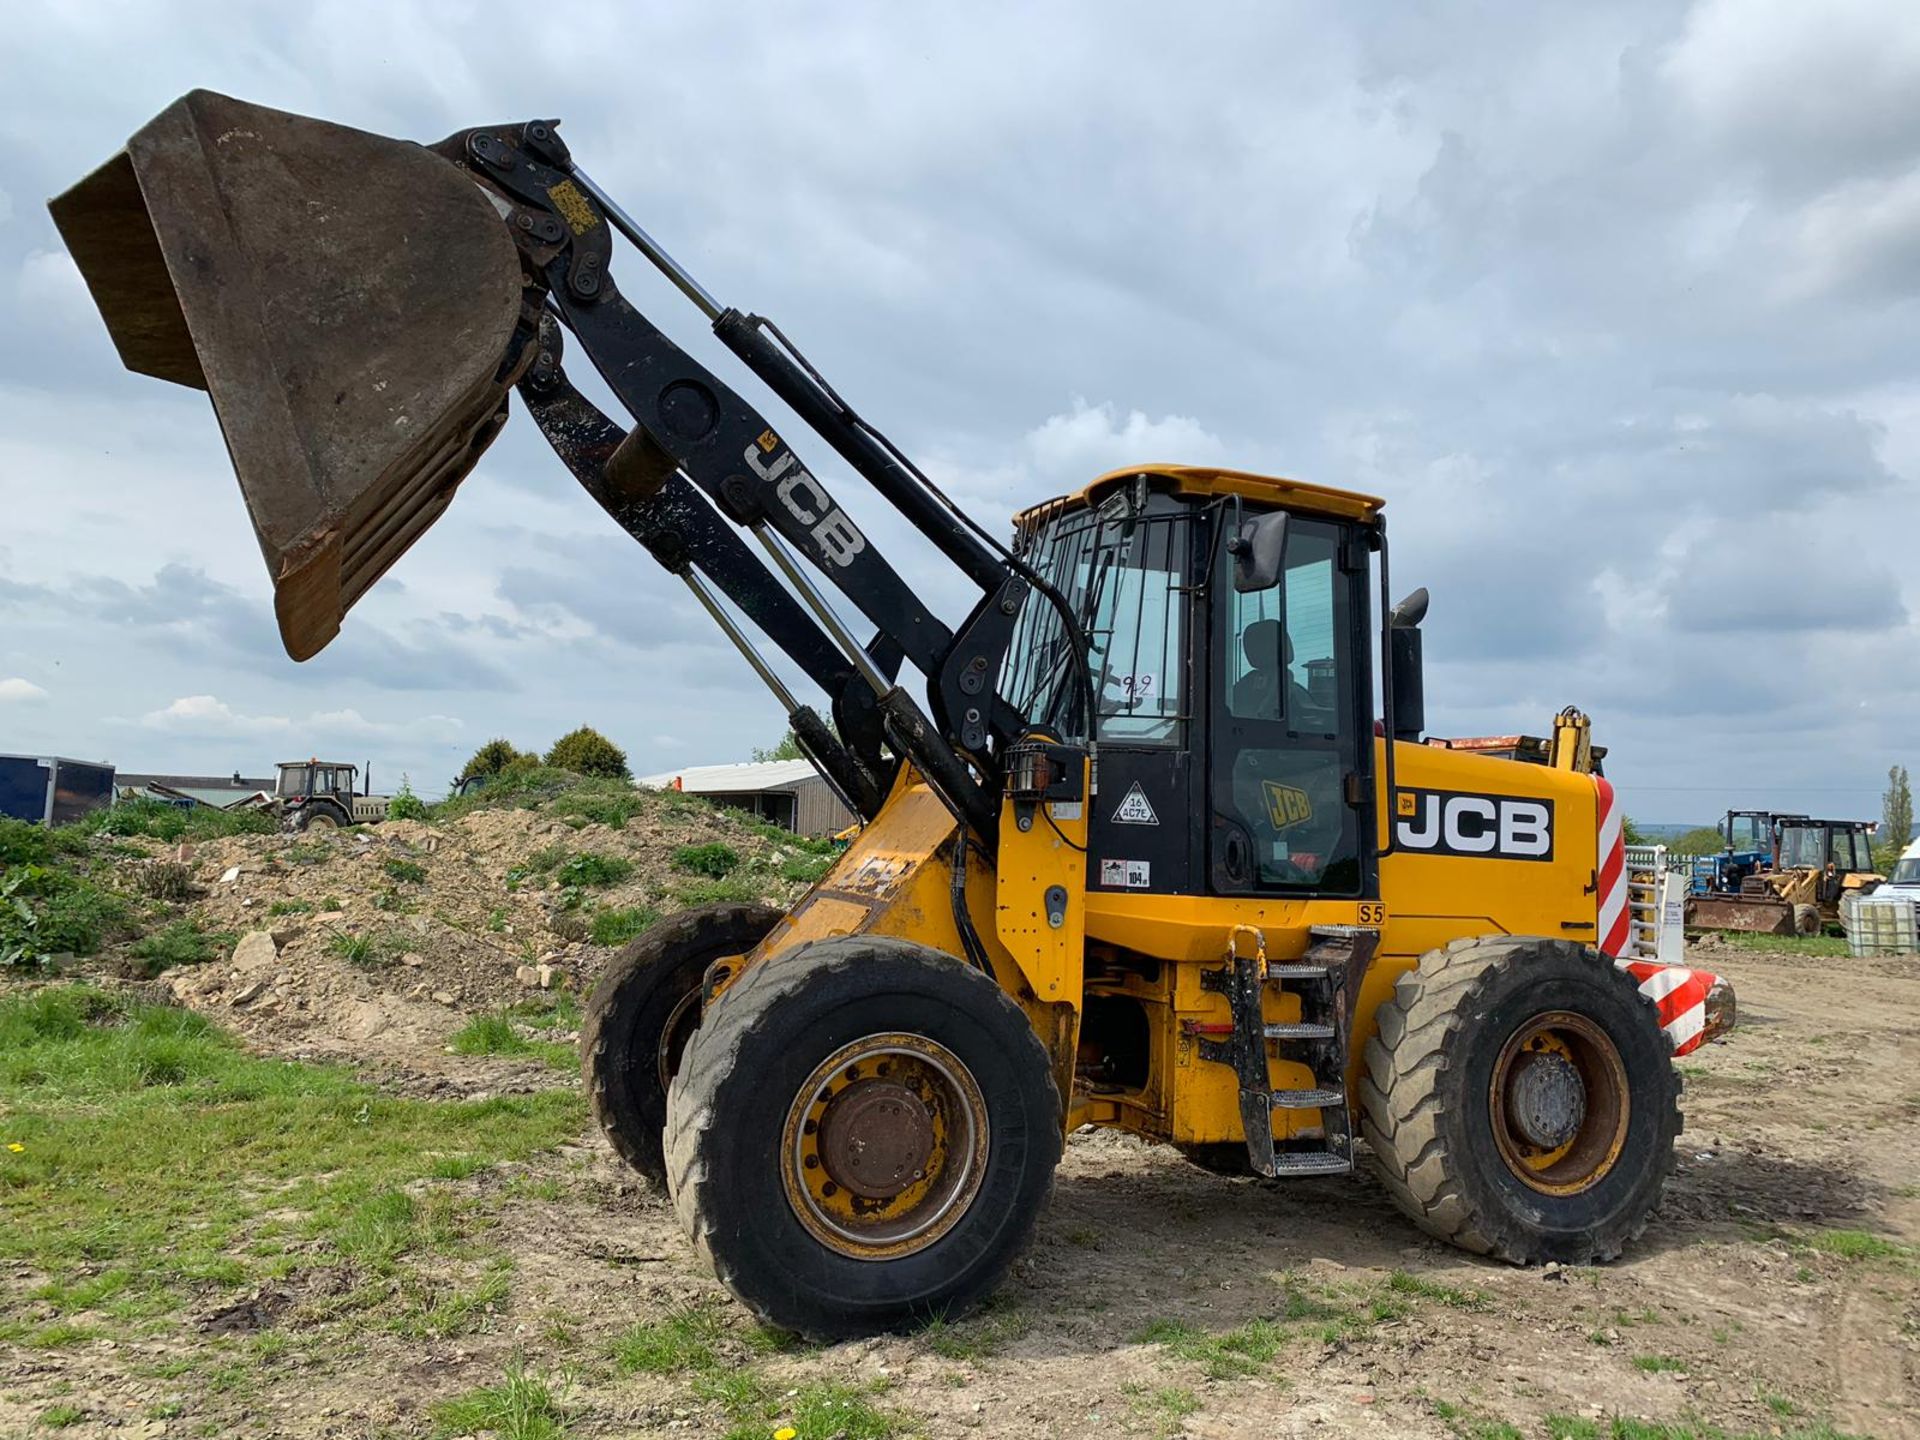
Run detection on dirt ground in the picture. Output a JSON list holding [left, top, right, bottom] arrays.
[[2, 815, 1915, 1440]]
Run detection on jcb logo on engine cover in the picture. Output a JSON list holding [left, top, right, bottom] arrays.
[[744, 439, 867, 567], [1395, 789, 1554, 862]]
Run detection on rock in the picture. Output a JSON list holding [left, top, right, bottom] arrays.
[[269, 927, 303, 948], [231, 979, 270, 1007], [538, 963, 564, 990], [232, 931, 280, 972], [515, 965, 540, 987], [400, 954, 424, 968], [220, 865, 242, 884], [409, 914, 432, 935], [344, 1003, 391, 1041], [431, 990, 457, 1005]]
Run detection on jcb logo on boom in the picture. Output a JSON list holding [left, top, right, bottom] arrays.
[[745, 433, 867, 568], [1394, 788, 1554, 862]]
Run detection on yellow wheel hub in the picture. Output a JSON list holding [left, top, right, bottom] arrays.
[[780, 1032, 989, 1260], [1489, 1011, 1629, 1196]]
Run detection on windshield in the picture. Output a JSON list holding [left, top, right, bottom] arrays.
[[277, 766, 311, 797], [1002, 489, 1194, 746], [1892, 857, 1920, 885]]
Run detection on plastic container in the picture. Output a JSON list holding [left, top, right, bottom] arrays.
[[1845, 895, 1919, 958]]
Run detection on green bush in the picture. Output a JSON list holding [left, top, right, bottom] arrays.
[[460, 738, 540, 781], [591, 906, 660, 946], [1, 866, 130, 968], [780, 853, 835, 885], [382, 857, 428, 885], [557, 852, 633, 888], [386, 777, 428, 822], [673, 843, 740, 878], [127, 921, 233, 976], [544, 726, 630, 780], [0, 817, 53, 866]]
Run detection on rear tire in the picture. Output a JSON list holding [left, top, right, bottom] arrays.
[[290, 806, 341, 832], [1793, 904, 1821, 937], [665, 937, 1061, 1338], [582, 903, 781, 1186], [1359, 937, 1680, 1264]]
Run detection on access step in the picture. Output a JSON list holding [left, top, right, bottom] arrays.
[[1269, 1087, 1344, 1108], [1262, 1022, 1335, 1042], [1268, 1151, 1354, 1177]]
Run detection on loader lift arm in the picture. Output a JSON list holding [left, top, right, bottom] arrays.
[[450, 116, 1092, 845]]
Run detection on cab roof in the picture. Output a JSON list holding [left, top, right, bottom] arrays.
[[1013, 464, 1384, 529]]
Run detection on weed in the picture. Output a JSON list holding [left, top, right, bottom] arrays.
[[1, 863, 132, 966], [488, 906, 509, 932], [1707, 930, 1850, 957], [449, 1012, 574, 1068], [590, 905, 659, 946], [1125, 1384, 1200, 1438], [267, 899, 313, 916], [1134, 1315, 1287, 1379], [1802, 1228, 1908, 1260], [784, 1381, 907, 1440], [779, 852, 836, 884], [395, 1261, 512, 1338], [611, 1302, 727, 1374], [1386, 1270, 1493, 1311], [557, 851, 634, 888], [77, 798, 277, 844], [319, 895, 344, 911], [673, 842, 741, 878], [39, 1403, 85, 1428], [327, 929, 398, 968], [382, 857, 428, 885], [1545, 1418, 1599, 1440], [920, 1302, 1031, 1360], [131, 859, 195, 901], [1631, 1353, 1686, 1373], [430, 1362, 569, 1440], [127, 920, 233, 975], [673, 876, 764, 906]]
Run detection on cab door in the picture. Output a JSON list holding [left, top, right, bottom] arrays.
[[1207, 512, 1374, 898]]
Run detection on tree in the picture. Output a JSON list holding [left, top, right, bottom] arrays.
[[545, 726, 630, 780], [1879, 764, 1912, 871], [460, 738, 538, 781], [752, 731, 806, 763], [1621, 815, 1650, 846], [1668, 826, 1729, 857]]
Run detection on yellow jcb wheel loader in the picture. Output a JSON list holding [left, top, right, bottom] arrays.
[[53, 94, 1736, 1339]]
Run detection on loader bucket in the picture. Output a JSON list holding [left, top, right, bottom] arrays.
[[49, 90, 528, 660]]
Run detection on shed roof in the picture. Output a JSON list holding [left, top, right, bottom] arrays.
[[637, 760, 824, 795]]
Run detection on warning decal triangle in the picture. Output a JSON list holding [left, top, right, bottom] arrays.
[[1112, 781, 1158, 825]]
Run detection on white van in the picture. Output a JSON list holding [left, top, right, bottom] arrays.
[[1883, 837, 1920, 899]]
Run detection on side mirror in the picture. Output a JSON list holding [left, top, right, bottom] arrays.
[[1229, 510, 1290, 592]]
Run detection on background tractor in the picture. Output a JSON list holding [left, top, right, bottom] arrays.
[[272, 760, 389, 832], [55, 92, 1734, 1338]]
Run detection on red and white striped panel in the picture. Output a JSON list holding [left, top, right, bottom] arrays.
[[1593, 774, 1718, 1056]]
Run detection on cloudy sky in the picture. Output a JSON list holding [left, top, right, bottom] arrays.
[[1, 1, 1914, 820]]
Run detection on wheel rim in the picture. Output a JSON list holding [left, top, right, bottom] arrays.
[[1489, 1011, 1629, 1195], [780, 1032, 990, 1261], [655, 985, 704, 1095], [306, 812, 338, 829]]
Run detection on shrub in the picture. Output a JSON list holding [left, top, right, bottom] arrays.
[[460, 738, 540, 781], [673, 843, 740, 878], [558, 852, 634, 888], [544, 727, 630, 780], [127, 921, 232, 976], [1, 866, 131, 967], [131, 861, 195, 901], [386, 777, 428, 822], [382, 857, 428, 885], [0, 817, 52, 866]]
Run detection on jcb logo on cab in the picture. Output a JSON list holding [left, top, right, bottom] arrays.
[[1395, 789, 1554, 863]]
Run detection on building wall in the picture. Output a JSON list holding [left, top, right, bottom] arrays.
[[791, 776, 855, 839]]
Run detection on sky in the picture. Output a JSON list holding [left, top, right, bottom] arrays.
[[0, 0, 1915, 820]]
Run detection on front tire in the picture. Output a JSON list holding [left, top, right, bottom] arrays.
[[664, 937, 1061, 1338], [1359, 937, 1680, 1264], [582, 903, 782, 1186]]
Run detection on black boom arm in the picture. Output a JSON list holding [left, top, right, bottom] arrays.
[[439, 117, 1072, 843]]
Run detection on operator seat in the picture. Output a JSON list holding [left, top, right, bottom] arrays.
[[1232, 618, 1312, 720]]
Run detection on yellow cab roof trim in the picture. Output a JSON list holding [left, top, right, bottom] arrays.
[[1012, 464, 1384, 528]]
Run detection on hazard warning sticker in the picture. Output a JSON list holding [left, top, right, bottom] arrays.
[[1111, 782, 1158, 825], [1099, 858, 1152, 888]]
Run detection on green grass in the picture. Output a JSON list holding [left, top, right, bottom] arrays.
[[673, 876, 766, 906], [1707, 930, 1850, 957], [75, 797, 279, 844], [1125, 1383, 1200, 1438], [126, 919, 234, 975], [557, 851, 633, 888], [38, 1402, 85, 1428], [430, 1362, 569, 1440], [266, 899, 313, 916], [610, 1302, 727, 1374], [673, 842, 741, 878], [590, 905, 660, 947], [1386, 1269, 1493, 1311], [382, 857, 428, 885], [1801, 1227, 1910, 1260], [448, 1012, 575, 1068], [780, 852, 836, 884], [919, 1302, 1031, 1360], [326, 928, 401, 968], [0, 986, 583, 1338], [1631, 1353, 1686, 1373], [1133, 1315, 1289, 1379]]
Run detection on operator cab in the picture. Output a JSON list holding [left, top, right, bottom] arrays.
[[1005, 467, 1391, 900]]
